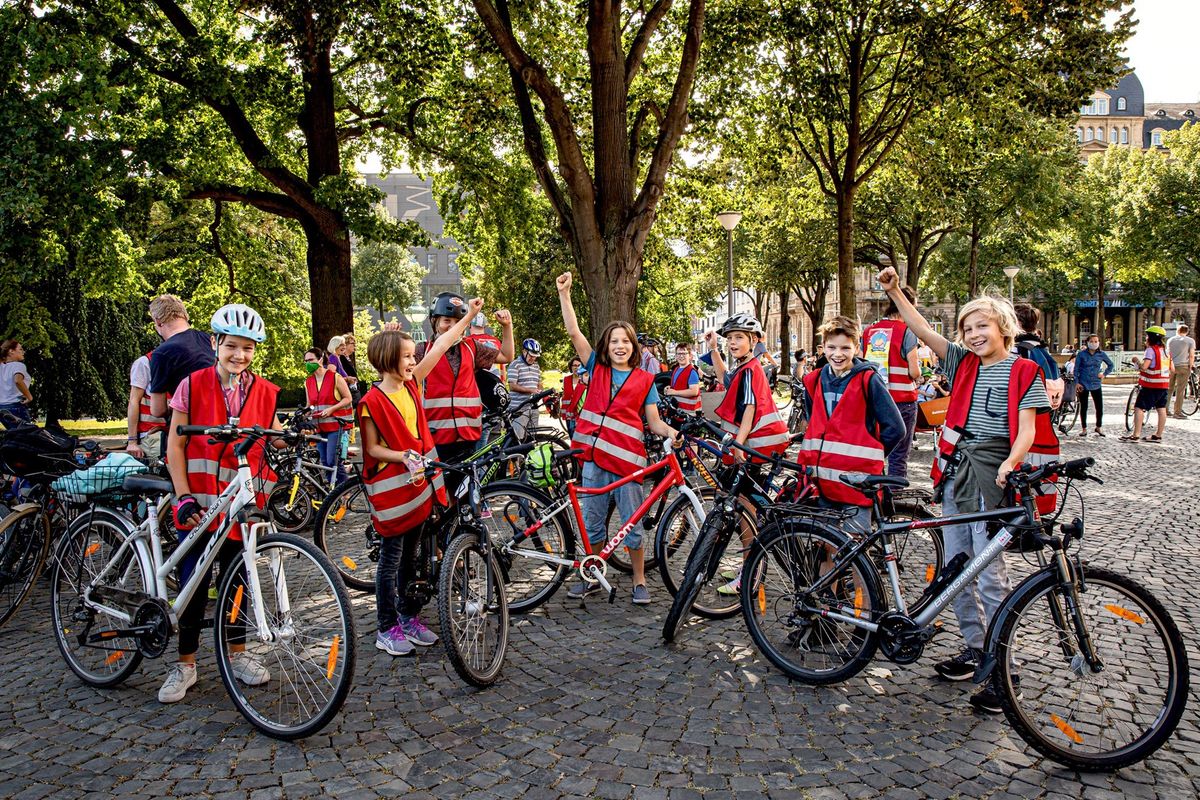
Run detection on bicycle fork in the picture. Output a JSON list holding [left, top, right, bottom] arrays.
[[238, 521, 290, 644]]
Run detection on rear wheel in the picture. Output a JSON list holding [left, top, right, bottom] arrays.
[[266, 478, 315, 533], [655, 489, 714, 596], [0, 506, 50, 629], [884, 498, 944, 615], [438, 533, 509, 687], [479, 482, 575, 613], [1125, 386, 1139, 431], [605, 491, 663, 574], [312, 477, 377, 592], [1053, 396, 1079, 435], [1183, 374, 1200, 416]]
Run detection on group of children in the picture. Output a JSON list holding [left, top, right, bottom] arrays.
[[160, 262, 1074, 716]]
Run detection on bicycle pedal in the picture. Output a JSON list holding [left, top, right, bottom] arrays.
[[608, 588, 616, 604]]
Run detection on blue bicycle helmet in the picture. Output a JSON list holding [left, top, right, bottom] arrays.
[[211, 304, 266, 343], [522, 338, 542, 355]]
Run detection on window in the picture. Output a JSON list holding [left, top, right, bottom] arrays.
[[1096, 126, 1104, 141], [426, 252, 436, 270], [448, 253, 459, 274], [1117, 97, 1127, 111], [1080, 98, 1109, 116], [1085, 128, 1093, 142], [1075, 127, 1083, 143], [1152, 130, 1164, 147], [1121, 127, 1128, 144], [1110, 128, 1118, 144]]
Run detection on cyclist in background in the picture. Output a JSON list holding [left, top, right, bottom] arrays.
[[862, 287, 921, 478], [1123, 325, 1172, 443], [664, 343, 702, 414], [560, 356, 584, 438], [126, 349, 165, 461], [508, 338, 544, 439], [1013, 304, 1063, 409]]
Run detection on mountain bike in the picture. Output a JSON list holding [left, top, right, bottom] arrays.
[[50, 425, 356, 740], [740, 457, 1188, 771]]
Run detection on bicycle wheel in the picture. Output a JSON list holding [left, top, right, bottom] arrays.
[[787, 403, 808, 435], [740, 520, 883, 685], [1054, 398, 1079, 435], [0, 506, 50, 629], [993, 566, 1188, 771], [50, 513, 145, 687], [1124, 386, 1139, 431], [605, 491, 662, 574], [266, 479, 315, 533], [312, 477, 376, 592], [214, 532, 355, 740], [662, 509, 738, 642], [479, 481, 575, 613], [437, 532, 509, 687], [661, 491, 753, 620], [1183, 374, 1200, 416], [655, 488, 715, 596], [885, 499, 944, 615]]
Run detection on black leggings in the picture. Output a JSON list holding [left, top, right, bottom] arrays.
[[1078, 387, 1104, 428], [178, 535, 245, 656]]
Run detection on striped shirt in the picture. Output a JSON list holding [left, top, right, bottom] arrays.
[[942, 344, 1048, 440], [507, 358, 542, 394]]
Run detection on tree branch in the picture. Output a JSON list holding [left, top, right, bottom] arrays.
[[625, 0, 673, 89], [628, 101, 664, 171], [208, 200, 269, 305], [187, 186, 305, 220]]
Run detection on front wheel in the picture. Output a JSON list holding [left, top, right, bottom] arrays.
[[266, 479, 315, 533], [662, 508, 738, 643], [437, 533, 509, 687], [313, 477, 377, 592], [1053, 397, 1079, 435], [0, 506, 51, 629], [993, 565, 1188, 771], [1183, 375, 1200, 416], [479, 482, 575, 613], [1124, 386, 1139, 431], [214, 532, 356, 740]]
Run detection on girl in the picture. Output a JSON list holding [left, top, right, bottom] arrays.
[[560, 356, 584, 437], [1123, 325, 1172, 443], [160, 304, 279, 704], [1073, 333, 1114, 436], [0, 340, 33, 428], [878, 267, 1056, 715], [557, 272, 677, 605], [358, 299, 482, 656], [303, 347, 353, 484]]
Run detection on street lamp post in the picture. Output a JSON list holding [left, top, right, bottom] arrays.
[[1003, 265, 1021, 304], [716, 211, 743, 317]]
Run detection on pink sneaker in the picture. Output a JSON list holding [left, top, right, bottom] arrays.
[[400, 615, 439, 647]]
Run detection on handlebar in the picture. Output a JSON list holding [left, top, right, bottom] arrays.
[[176, 424, 294, 458], [683, 414, 809, 475], [1007, 457, 1100, 489], [424, 442, 538, 475]]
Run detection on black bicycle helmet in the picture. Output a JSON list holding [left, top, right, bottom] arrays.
[[429, 291, 468, 320]]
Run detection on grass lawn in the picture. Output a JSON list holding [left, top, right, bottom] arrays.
[[57, 419, 128, 437]]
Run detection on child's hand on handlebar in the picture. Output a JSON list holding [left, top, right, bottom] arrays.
[[996, 459, 1017, 488]]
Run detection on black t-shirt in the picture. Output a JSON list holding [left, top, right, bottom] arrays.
[[149, 328, 216, 396]]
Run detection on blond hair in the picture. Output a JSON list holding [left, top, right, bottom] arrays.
[[956, 295, 1020, 351], [818, 315, 861, 344], [148, 294, 188, 324]]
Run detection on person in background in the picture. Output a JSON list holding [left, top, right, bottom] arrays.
[[1073, 333, 1114, 437], [325, 336, 351, 381], [304, 347, 353, 484], [1013, 304, 1062, 409], [862, 286, 922, 478], [147, 295, 216, 424], [508, 338, 544, 438], [1122, 326, 1172, 443], [560, 356, 584, 438], [638, 334, 664, 373], [791, 350, 808, 381], [339, 333, 361, 405], [1167, 324, 1195, 419], [126, 349, 165, 460], [664, 343, 702, 414], [0, 340, 33, 428]]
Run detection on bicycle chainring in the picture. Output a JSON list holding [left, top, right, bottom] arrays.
[[133, 598, 174, 659], [877, 611, 926, 665]]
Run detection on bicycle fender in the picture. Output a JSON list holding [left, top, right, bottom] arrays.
[[977, 566, 1058, 684], [6, 502, 40, 514]]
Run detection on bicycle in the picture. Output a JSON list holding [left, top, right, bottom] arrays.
[[776, 376, 809, 435], [1050, 375, 1079, 434], [740, 457, 1188, 771], [1182, 363, 1200, 416], [50, 424, 356, 740], [265, 408, 354, 533]]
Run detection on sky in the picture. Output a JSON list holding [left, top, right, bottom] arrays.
[[1120, 0, 1200, 101]]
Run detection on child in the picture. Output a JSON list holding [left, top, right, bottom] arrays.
[[560, 356, 584, 438], [1122, 325, 1172, 443], [160, 304, 279, 704], [557, 272, 677, 605], [862, 287, 922, 478], [664, 343, 702, 413], [797, 316, 905, 534], [1013, 304, 1063, 409], [358, 300, 482, 656], [879, 267, 1057, 714], [303, 347, 353, 484]]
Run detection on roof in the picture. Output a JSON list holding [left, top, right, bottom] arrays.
[[1106, 71, 1144, 116]]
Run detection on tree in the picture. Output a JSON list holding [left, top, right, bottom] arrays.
[[352, 241, 424, 321]]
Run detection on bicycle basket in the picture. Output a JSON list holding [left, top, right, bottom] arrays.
[[50, 454, 148, 502], [0, 422, 79, 479], [526, 443, 556, 489]]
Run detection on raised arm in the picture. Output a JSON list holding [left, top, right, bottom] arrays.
[[414, 298, 484, 383], [494, 309, 515, 365], [556, 272, 593, 363], [877, 267, 949, 360], [705, 330, 729, 385]]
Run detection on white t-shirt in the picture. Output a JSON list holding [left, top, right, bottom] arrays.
[[130, 355, 151, 391], [0, 362, 30, 405]]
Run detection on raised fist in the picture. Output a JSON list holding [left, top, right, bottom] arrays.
[[556, 272, 572, 293], [494, 309, 512, 326], [877, 267, 899, 292], [467, 297, 485, 315]]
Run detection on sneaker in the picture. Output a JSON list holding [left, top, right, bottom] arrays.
[[400, 615, 439, 647], [568, 580, 601, 598], [632, 584, 651, 605], [934, 647, 982, 682], [158, 662, 197, 704], [969, 683, 1004, 714], [716, 576, 741, 596], [375, 625, 415, 656], [229, 652, 270, 686]]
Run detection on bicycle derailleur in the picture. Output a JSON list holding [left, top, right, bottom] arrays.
[[876, 611, 937, 665]]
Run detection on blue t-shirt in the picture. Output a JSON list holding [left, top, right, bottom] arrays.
[[671, 366, 699, 388], [585, 353, 659, 406], [149, 328, 217, 395]]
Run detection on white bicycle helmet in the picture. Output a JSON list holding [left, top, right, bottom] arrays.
[[718, 313, 763, 338], [471, 312, 488, 328], [211, 303, 266, 343]]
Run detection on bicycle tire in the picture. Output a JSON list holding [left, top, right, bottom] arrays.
[[479, 481, 575, 613], [50, 512, 145, 687], [1053, 397, 1079, 435], [1183, 374, 1200, 416], [655, 488, 715, 595], [437, 532, 509, 687], [740, 519, 883, 685], [605, 491, 662, 574], [1124, 385, 1139, 431], [659, 490, 753, 619], [312, 476, 376, 592], [0, 506, 50, 629], [885, 500, 944, 615], [214, 531, 356, 740], [993, 565, 1188, 771], [787, 403, 808, 436], [662, 509, 732, 643], [266, 481, 315, 533]]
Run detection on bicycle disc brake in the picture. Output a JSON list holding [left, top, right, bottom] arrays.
[[877, 611, 931, 665]]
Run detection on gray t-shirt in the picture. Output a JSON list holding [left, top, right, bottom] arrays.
[[0, 362, 30, 405], [1167, 335, 1195, 368], [941, 344, 1049, 440]]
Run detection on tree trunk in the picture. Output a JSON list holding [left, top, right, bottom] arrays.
[[967, 218, 981, 297], [303, 219, 354, 348], [835, 188, 857, 316], [779, 289, 791, 374], [1095, 257, 1106, 344]]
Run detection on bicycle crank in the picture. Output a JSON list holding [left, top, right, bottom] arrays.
[[877, 611, 935, 665]]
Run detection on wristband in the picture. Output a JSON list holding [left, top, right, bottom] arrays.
[[173, 495, 202, 530]]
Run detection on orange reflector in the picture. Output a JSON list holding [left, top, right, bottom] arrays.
[[228, 585, 244, 624], [85, 542, 101, 557], [542, 539, 553, 554], [98, 630, 118, 639], [854, 587, 863, 618], [342, 556, 358, 571], [105, 651, 124, 665], [332, 506, 347, 522], [327, 635, 340, 680], [1050, 713, 1083, 744], [757, 583, 766, 614], [506, 514, 520, 523], [1104, 604, 1145, 625], [925, 564, 935, 583]]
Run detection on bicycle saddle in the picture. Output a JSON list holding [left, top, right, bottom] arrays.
[[122, 474, 175, 497], [839, 473, 909, 492]]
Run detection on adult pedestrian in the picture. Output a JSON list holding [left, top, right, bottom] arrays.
[[126, 350, 165, 460], [862, 286, 921, 478], [1167, 324, 1195, 419], [303, 347, 353, 484], [508, 338, 544, 438], [147, 295, 215, 423], [1072, 333, 1114, 436], [339, 333, 361, 404], [0, 340, 33, 428]]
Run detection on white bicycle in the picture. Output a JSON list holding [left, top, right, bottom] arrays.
[[50, 424, 356, 740]]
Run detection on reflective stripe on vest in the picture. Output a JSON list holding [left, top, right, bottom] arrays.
[[797, 368, 887, 506], [423, 339, 483, 445], [714, 360, 789, 460], [571, 364, 652, 475], [1139, 346, 1170, 389]]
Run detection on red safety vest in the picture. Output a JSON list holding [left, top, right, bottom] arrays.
[[715, 360, 790, 458], [560, 375, 581, 422], [1139, 345, 1170, 389], [862, 318, 918, 403], [798, 369, 886, 507], [357, 383, 447, 536], [305, 370, 352, 433], [670, 365, 702, 412], [184, 367, 279, 537], [932, 355, 1059, 515], [423, 338, 483, 445], [571, 364, 653, 475], [136, 352, 165, 437]]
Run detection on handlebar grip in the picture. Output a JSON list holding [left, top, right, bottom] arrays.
[[177, 424, 216, 436]]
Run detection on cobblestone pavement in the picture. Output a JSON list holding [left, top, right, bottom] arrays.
[[2, 394, 1198, 799]]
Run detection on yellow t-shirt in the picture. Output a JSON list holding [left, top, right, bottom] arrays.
[[358, 386, 420, 438]]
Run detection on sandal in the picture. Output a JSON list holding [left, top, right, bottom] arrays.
[[1076, 429, 1087, 437], [1093, 428, 1105, 437], [1118, 434, 1139, 442], [1143, 434, 1162, 443]]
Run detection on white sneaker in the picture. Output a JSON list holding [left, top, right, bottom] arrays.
[[158, 662, 197, 704], [230, 652, 270, 686], [716, 576, 741, 596]]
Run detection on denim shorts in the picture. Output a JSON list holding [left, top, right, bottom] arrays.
[[580, 461, 645, 550]]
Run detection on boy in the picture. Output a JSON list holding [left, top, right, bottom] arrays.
[[664, 343, 702, 413]]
